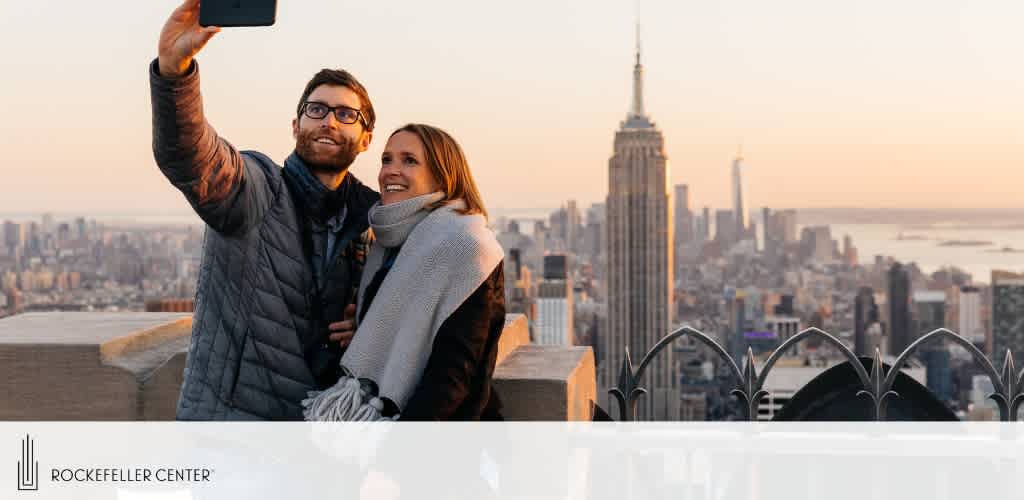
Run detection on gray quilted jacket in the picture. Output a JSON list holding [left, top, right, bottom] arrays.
[[149, 59, 378, 420]]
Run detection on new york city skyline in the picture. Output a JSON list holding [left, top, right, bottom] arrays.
[[2, 0, 1023, 215]]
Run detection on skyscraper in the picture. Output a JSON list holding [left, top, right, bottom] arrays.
[[992, 270, 1024, 365], [536, 255, 574, 346], [583, 203, 605, 267], [673, 184, 693, 270], [888, 263, 913, 354], [842, 235, 858, 266], [3, 221, 24, 252], [41, 214, 54, 236], [565, 200, 582, 254], [761, 207, 773, 252], [958, 286, 984, 347], [674, 184, 693, 245], [913, 291, 946, 334], [777, 209, 798, 244], [75, 217, 88, 241], [854, 286, 879, 356], [913, 291, 952, 403], [731, 151, 748, 242], [700, 207, 711, 241], [604, 29, 675, 420], [715, 210, 736, 248]]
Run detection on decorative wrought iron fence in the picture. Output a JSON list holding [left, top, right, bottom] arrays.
[[609, 327, 1023, 422]]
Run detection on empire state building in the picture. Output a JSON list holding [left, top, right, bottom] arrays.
[[603, 32, 676, 420]]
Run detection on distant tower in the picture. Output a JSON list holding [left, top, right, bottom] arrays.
[[854, 287, 878, 356], [604, 24, 675, 420], [888, 263, 912, 354], [958, 286, 984, 348], [673, 184, 692, 268], [731, 148, 748, 242], [715, 210, 736, 248]]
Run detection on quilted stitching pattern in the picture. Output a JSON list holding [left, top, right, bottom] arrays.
[[176, 152, 368, 420]]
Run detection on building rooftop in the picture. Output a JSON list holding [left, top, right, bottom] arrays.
[[913, 291, 946, 303]]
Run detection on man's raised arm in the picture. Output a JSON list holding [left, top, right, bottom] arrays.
[[150, 0, 271, 235]]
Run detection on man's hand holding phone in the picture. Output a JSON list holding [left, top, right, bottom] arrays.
[[158, 0, 220, 78]]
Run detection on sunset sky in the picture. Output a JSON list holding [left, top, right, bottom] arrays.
[[1, 0, 1021, 216]]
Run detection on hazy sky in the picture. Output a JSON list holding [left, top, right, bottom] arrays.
[[1, 0, 1022, 215]]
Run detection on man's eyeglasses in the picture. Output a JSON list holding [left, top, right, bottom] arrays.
[[302, 101, 367, 127]]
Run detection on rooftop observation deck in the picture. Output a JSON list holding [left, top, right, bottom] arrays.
[[0, 313, 595, 421]]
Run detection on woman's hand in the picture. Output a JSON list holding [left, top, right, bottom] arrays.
[[328, 303, 357, 348]]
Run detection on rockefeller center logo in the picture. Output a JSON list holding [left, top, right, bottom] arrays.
[[17, 434, 39, 491]]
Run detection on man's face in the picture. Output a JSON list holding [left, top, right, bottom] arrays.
[[292, 84, 372, 174]]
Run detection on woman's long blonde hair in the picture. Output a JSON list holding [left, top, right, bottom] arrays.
[[389, 124, 488, 219]]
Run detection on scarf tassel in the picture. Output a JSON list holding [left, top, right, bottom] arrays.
[[302, 376, 396, 421]]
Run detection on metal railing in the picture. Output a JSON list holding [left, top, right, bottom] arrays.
[[609, 326, 1024, 421]]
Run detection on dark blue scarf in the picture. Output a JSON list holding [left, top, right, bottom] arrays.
[[282, 152, 352, 223]]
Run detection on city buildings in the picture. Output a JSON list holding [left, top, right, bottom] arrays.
[[765, 315, 801, 347], [0, 215, 201, 316], [800, 226, 834, 263]]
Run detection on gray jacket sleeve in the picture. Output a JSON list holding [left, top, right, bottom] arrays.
[[149, 58, 273, 236]]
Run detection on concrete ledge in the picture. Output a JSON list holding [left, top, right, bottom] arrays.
[[99, 316, 192, 370], [493, 345, 596, 421], [497, 314, 530, 366], [0, 312, 191, 420], [0, 312, 192, 345], [0, 344, 139, 420], [2, 312, 601, 421], [101, 322, 192, 384], [140, 352, 188, 420]]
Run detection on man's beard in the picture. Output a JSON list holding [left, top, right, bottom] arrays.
[[295, 129, 360, 174]]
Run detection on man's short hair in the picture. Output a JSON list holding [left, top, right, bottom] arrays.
[[296, 69, 376, 132]]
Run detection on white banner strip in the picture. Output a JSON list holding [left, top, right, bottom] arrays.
[[2, 423, 1022, 500]]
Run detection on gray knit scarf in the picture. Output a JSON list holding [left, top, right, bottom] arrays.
[[302, 192, 504, 421]]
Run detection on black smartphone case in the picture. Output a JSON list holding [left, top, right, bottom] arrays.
[[199, 0, 278, 27]]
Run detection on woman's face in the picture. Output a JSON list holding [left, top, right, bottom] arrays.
[[379, 131, 442, 205]]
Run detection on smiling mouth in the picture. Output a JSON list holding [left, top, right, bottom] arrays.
[[314, 137, 339, 146], [384, 184, 408, 193]]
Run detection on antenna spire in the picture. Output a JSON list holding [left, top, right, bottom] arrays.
[[630, 22, 645, 118]]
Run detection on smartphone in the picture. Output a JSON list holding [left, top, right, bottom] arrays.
[[199, 0, 278, 27]]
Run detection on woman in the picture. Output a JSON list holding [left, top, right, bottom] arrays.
[[303, 123, 506, 421]]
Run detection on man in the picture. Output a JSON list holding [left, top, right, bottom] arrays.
[[152, 0, 377, 419]]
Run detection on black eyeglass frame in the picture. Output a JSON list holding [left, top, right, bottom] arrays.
[[302, 101, 368, 127]]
